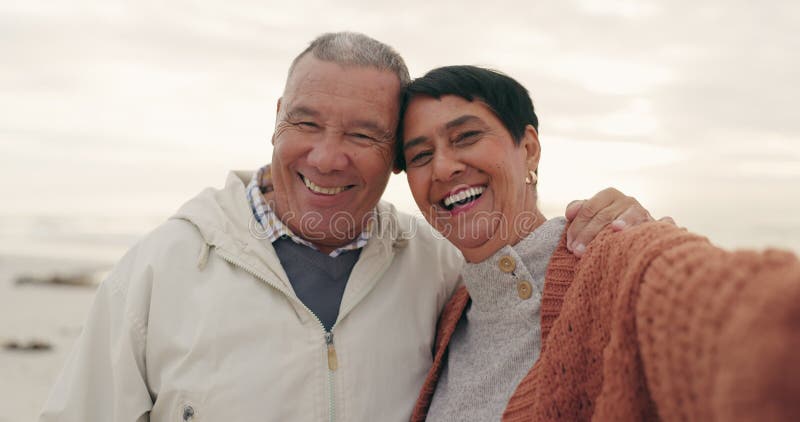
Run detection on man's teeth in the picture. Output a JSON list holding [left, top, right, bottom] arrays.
[[303, 176, 348, 195], [443, 187, 486, 208]]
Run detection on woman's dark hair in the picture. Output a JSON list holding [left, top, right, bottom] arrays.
[[395, 65, 538, 170]]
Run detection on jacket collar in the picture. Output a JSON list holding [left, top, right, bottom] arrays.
[[170, 170, 405, 324]]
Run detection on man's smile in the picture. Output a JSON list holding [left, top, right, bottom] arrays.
[[300, 173, 355, 196]]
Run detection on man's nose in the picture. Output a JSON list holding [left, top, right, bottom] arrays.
[[307, 132, 348, 173], [431, 149, 465, 182]]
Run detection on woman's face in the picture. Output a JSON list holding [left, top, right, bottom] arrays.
[[402, 95, 541, 262]]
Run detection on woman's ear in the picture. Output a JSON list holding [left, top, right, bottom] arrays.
[[521, 125, 541, 172]]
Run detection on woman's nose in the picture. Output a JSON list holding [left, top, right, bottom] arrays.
[[431, 150, 465, 182]]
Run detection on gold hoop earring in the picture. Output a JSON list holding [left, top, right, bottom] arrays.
[[525, 170, 538, 185]]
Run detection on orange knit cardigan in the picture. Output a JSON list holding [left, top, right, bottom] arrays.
[[411, 222, 800, 421]]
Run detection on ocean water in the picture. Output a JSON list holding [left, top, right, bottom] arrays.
[[2, 194, 799, 266], [0, 214, 162, 264]]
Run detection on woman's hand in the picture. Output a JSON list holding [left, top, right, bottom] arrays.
[[565, 187, 675, 257]]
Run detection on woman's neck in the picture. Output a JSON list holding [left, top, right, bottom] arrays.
[[461, 207, 547, 263]]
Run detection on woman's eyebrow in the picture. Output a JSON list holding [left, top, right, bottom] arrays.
[[445, 115, 482, 130], [403, 135, 428, 152], [404, 115, 483, 151]]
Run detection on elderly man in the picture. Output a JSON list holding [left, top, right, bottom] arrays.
[[41, 32, 656, 421]]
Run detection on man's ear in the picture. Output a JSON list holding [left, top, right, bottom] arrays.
[[272, 98, 283, 146], [521, 125, 541, 172]]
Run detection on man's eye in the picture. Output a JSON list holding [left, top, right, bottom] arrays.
[[349, 132, 377, 141], [407, 151, 433, 167], [296, 121, 319, 129]]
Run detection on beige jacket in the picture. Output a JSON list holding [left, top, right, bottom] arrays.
[[40, 172, 463, 422]]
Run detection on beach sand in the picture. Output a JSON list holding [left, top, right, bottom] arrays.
[[0, 255, 108, 422]]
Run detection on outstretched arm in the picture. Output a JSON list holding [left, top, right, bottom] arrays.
[[637, 241, 800, 421], [564, 187, 674, 257]]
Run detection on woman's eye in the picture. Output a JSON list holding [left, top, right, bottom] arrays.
[[408, 151, 433, 166], [456, 130, 481, 143]]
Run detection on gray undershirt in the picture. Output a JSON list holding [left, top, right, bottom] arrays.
[[426, 217, 566, 422], [272, 236, 361, 331]]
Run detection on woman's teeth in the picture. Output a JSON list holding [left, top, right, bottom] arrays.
[[302, 176, 349, 195], [442, 186, 485, 210]]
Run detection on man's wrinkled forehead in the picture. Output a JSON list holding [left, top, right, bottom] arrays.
[[286, 71, 398, 101], [280, 57, 402, 131]]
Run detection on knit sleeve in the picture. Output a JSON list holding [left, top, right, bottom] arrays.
[[636, 239, 800, 421], [501, 222, 799, 422], [506, 222, 702, 421]]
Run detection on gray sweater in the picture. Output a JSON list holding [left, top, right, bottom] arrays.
[[273, 236, 361, 331], [426, 217, 566, 421]]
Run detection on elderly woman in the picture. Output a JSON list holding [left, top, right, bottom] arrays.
[[399, 66, 800, 421]]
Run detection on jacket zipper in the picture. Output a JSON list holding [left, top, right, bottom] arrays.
[[215, 249, 338, 422], [325, 330, 337, 422], [325, 331, 338, 371]]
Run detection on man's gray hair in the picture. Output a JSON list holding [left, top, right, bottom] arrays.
[[288, 32, 410, 86]]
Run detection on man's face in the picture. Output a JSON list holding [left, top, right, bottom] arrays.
[[270, 56, 401, 253]]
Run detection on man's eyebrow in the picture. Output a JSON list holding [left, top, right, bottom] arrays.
[[285, 106, 319, 119], [350, 119, 385, 132], [351, 119, 393, 139]]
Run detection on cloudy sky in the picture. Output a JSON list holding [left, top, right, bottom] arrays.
[[1, 0, 799, 257]]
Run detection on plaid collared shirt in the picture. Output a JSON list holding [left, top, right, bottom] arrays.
[[246, 165, 373, 257]]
